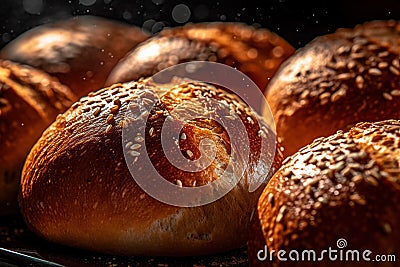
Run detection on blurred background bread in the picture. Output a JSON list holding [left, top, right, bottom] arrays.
[[106, 22, 295, 92], [264, 20, 400, 157], [249, 120, 400, 267], [20, 79, 282, 256], [0, 59, 76, 215], [0, 15, 149, 97]]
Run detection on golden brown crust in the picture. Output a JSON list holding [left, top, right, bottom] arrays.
[[0, 16, 149, 97], [0, 59, 76, 215], [265, 20, 400, 157], [20, 79, 282, 256], [249, 120, 400, 267], [106, 22, 295, 92]]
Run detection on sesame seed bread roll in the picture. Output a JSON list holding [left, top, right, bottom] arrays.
[[0, 16, 149, 97], [264, 20, 400, 157], [106, 22, 295, 92], [20, 79, 282, 256], [0, 59, 76, 215], [248, 120, 400, 267]]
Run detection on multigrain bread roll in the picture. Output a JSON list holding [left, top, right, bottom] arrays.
[[264, 20, 400, 157], [248, 120, 400, 267], [0, 59, 76, 215], [0, 16, 149, 97], [106, 22, 295, 92], [20, 79, 282, 256]]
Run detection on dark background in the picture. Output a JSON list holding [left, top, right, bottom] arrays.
[[0, 0, 400, 50]]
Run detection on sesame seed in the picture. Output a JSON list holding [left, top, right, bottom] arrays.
[[135, 136, 144, 142], [129, 150, 140, 157], [276, 206, 286, 223], [383, 92, 393, 101], [319, 92, 331, 100], [366, 176, 379, 187], [247, 117, 254, 124], [186, 150, 194, 158], [129, 103, 139, 109], [300, 90, 310, 99], [93, 107, 101, 116], [340, 166, 352, 177], [382, 223, 392, 234], [305, 186, 311, 195], [355, 75, 364, 89], [333, 161, 345, 171], [352, 175, 363, 183], [350, 194, 366, 205], [351, 53, 366, 59], [181, 133, 187, 140], [331, 88, 346, 102], [378, 51, 390, 58], [304, 177, 319, 187], [351, 44, 362, 53], [142, 98, 153, 106], [390, 89, 400, 96], [176, 180, 183, 187], [105, 125, 113, 134], [334, 154, 346, 162], [302, 152, 313, 162], [337, 73, 353, 81], [308, 73, 320, 81], [389, 66, 400, 75], [392, 59, 400, 68], [130, 144, 141, 150], [368, 68, 382, 76], [257, 130, 265, 137], [319, 82, 333, 88], [337, 61, 347, 69], [347, 61, 356, 69], [110, 105, 119, 114], [149, 127, 155, 137], [282, 157, 291, 165], [369, 168, 382, 179], [267, 193, 274, 205], [141, 110, 149, 118], [106, 114, 114, 124], [139, 194, 145, 199], [314, 202, 322, 209], [71, 102, 80, 109], [378, 62, 388, 69], [337, 46, 349, 55], [125, 141, 133, 148], [114, 98, 121, 106], [367, 44, 379, 51], [365, 160, 376, 169], [282, 168, 292, 177]]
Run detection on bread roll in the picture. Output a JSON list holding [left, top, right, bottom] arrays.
[[0, 16, 149, 97], [264, 20, 400, 157], [106, 22, 295, 92], [20, 79, 282, 256], [249, 120, 400, 267], [0, 59, 76, 215]]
